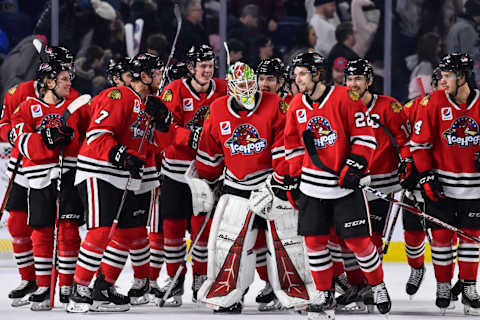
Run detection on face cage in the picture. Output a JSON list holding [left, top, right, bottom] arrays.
[[228, 76, 258, 110]]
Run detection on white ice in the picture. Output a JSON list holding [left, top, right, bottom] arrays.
[[0, 260, 476, 319]]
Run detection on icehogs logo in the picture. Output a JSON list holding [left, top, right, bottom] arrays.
[[306, 116, 337, 148], [224, 124, 267, 155], [442, 116, 480, 147], [130, 110, 155, 143], [40, 113, 64, 129], [186, 105, 209, 130]]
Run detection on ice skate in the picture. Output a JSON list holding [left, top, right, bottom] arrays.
[[256, 282, 282, 311], [359, 284, 375, 313], [8, 280, 37, 307], [156, 275, 185, 307], [59, 286, 72, 304], [436, 281, 452, 314], [128, 278, 150, 305], [334, 273, 351, 295], [336, 284, 366, 312], [213, 302, 243, 314], [28, 286, 50, 311], [462, 280, 480, 315], [406, 264, 426, 299], [192, 273, 207, 303], [90, 272, 130, 312], [372, 282, 391, 315], [307, 290, 336, 320], [451, 278, 462, 301], [67, 283, 92, 313]]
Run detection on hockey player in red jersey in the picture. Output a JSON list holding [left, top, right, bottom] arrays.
[[411, 52, 480, 314], [194, 61, 288, 313], [0, 46, 80, 307], [154, 44, 227, 306], [106, 57, 133, 88], [284, 52, 391, 317], [10, 61, 89, 310], [67, 53, 174, 313]]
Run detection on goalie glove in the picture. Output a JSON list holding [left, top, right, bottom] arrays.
[[249, 175, 293, 220]]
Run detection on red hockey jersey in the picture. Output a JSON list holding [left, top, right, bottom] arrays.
[[159, 77, 227, 183], [196, 92, 287, 191], [76, 86, 174, 193], [364, 94, 411, 195], [11, 96, 90, 189], [285, 86, 377, 199], [410, 89, 480, 199]]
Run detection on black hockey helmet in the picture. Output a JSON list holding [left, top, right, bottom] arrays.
[[256, 58, 285, 79], [106, 57, 131, 87], [43, 46, 74, 65], [344, 59, 374, 82], [35, 61, 73, 92], [128, 53, 164, 80], [291, 52, 327, 74], [167, 61, 190, 82], [439, 52, 473, 76], [186, 44, 215, 66], [431, 65, 442, 88]]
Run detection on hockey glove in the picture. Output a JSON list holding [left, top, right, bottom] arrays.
[[398, 157, 418, 190], [8, 128, 16, 147], [41, 125, 74, 149], [474, 150, 480, 172], [418, 170, 444, 202], [188, 126, 202, 150], [108, 144, 146, 179], [338, 154, 368, 190], [145, 96, 173, 132]]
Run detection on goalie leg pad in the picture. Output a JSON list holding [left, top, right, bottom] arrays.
[[198, 194, 257, 308], [265, 197, 316, 308]]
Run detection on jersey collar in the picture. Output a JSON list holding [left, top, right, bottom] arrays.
[[302, 85, 334, 110], [27, 96, 65, 108], [226, 92, 263, 118], [183, 78, 216, 101], [365, 93, 378, 113], [445, 88, 479, 111]]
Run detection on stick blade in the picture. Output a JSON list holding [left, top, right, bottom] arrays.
[[63, 94, 91, 124], [302, 130, 316, 158]]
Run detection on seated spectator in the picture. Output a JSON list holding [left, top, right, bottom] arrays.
[[73, 45, 106, 94], [327, 22, 360, 82], [227, 38, 246, 64], [309, 0, 337, 56]]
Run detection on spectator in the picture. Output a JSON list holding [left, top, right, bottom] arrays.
[[351, 0, 379, 58], [283, 23, 317, 65], [446, 0, 480, 56], [146, 33, 169, 60], [72, 45, 106, 94], [327, 22, 360, 82], [406, 32, 441, 99], [330, 57, 348, 85], [228, 0, 286, 34], [228, 4, 260, 65], [228, 38, 246, 64], [173, 0, 208, 61], [309, 0, 337, 56], [253, 36, 275, 67]]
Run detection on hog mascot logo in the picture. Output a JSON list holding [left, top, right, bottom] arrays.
[[306, 116, 337, 148], [225, 124, 267, 155], [442, 116, 480, 147], [186, 105, 209, 130]]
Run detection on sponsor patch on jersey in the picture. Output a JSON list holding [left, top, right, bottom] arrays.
[[31, 105, 43, 118], [296, 109, 306, 123], [420, 95, 430, 107], [220, 121, 231, 135], [404, 100, 414, 109], [162, 89, 173, 102], [441, 107, 452, 121], [391, 101, 402, 113], [108, 89, 121, 99], [186, 105, 209, 129], [224, 124, 267, 155], [133, 99, 141, 113], [183, 98, 194, 111], [279, 101, 288, 114], [442, 116, 480, 147], [306, 116, 337, 148], [348, 90, 360, 101]]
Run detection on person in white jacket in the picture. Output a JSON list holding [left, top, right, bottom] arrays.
[[309, 0, 338, 57]]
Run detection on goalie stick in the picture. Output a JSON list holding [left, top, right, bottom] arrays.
[[302, 130, 480, 243], [49, 94, 91, 308], [107, 0, 183, 243]]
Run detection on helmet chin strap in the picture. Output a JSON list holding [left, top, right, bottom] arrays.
[[47, 81, 62, 101]]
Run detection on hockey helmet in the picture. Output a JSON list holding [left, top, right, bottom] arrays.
[[439, 52, 473, 76], [227, 61, 257, 110], [344, 59, 374, 82], [186, 44, 215, 66], [256, 58, 285, 79], [128, 53, 164, 80], [36, 61, 73, 91], [431, 66, 442, 88], [291, 52, 327, 74], [167, 61, 190, 82], [106, 57, 131, 87], [44, 46, 74, 65]]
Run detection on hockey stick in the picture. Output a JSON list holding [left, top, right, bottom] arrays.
[[157, 207, 213, 307], [107, 1, 183, 243], [49, 94, 91, 308], [302, 130, 480, 243], [0, 153, 23, 222], [223, 41, 231, 69], [416, 77, 426, 98]]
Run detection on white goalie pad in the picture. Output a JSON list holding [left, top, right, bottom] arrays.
[[265, 197, 316, 309], [198, 194, 258, 308], [185, 161, 215, 215]]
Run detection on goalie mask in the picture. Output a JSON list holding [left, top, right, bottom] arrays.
[[227, 62, 258, 110]]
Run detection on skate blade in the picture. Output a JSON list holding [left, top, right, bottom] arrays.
[[337, 302, 366, 313], [439, 307, 447, 315], [307, 309, 335, 320], [156, 295, 182, 307], [258, 300, 283, 312], [90, 301, 130, 312], [130, 295, 150, 305], [30, 301, 52, 311], [11, 297, 30, 307], [464, 304, 480, 315], [66, 302, 90, 313], [366, 304, 375, 313], [408, 294, 415, 301]]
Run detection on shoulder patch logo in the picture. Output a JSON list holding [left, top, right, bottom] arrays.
[[279, 101, 289, 114], [8, 85, 18, 95], [420, 95, 430, 107], [404, 100, 414, 109], [162, 89, 173, 102], [348, 90, 360, 101], [108, 89, 121, 100], [391, 101, 402, 113]]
